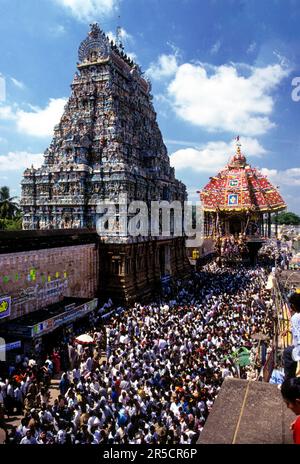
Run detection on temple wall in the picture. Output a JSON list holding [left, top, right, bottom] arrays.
[[0, 243, 99, 322], [0, 230, 191, 320], [99, 237, 191, 303]]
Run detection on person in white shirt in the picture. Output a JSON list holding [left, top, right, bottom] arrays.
[[20, 429, 37, 445], [56, 428, 67, 444], [87, 411, 101, 432], [72, 405, 81, 428], [72, 367, 81, 382], [85, 357, 93, 372], [282, 292, 300, 379], [14, 386, 23, 414], [6, 381, 15, 415]]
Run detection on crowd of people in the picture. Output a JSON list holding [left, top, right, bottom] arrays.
[[259, 240, 293, 270], [215, 234, 248, 260], [0, 262, 275, 444]]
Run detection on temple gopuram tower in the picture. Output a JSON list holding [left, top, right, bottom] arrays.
[[21, 23, 186, 229], [21, 24, 190, 302]]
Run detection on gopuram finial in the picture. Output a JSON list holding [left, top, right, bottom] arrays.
[[229, 135, 246, 166], [78, 23, 109, 63], [89, 23, 101, 37]]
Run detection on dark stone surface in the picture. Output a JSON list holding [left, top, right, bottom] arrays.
[[198, 378, 294, 444]]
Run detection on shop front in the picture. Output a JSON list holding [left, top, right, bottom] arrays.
[[3, 297, 98, 359], [0, 339, 23, 377]]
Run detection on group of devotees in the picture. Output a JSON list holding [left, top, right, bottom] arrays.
[[0, 261, 275, 444]]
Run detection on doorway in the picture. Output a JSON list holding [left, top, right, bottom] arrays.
[[229, 217, 242, 235]]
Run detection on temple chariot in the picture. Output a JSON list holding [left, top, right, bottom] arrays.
[[200, 138, 286, 263]]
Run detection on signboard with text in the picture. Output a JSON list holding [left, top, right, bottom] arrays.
[[7, 299, 98, 339], [0, 296, 11, 320], [30, 298, 98, 338], [0, 340, 22, 352]]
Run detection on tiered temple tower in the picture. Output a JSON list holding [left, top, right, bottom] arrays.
[[21, 23, 186, 230], [21, 24, 190, 302]]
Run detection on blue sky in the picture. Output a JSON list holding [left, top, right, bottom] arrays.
[[0, 0, 300, 212]]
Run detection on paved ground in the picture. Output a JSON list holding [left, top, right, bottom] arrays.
[[198, 377, 295, 444]]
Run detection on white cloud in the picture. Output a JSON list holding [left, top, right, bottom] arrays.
[[107, 28, 133, 46], [107, 31, 115, 43], [239, 137, 267, 157], [186, 187, 201, 202], [49, 24, 67, 37], [273, 50, 289, 68], [11, 77, 25, 89], [0, 74, 5, 102], [0, 105, 16, 120], [247, 41, 257, 54], [146, 54, 179, 81], [168, 62, 289, 135], [261, 167, 300, 187], [16, 98, 67, 137], [0, 97, 67, 137], [165, 139, 203, 147], [0, 151, 44, 171], [167, 42, 181, 57], [210, 40, 221, 55], [127, 52, 137, 62], [170, 137, 266, 173], [171, 144, 228, 173], [54, 0, 118, 22], [107, 28, 137, 61]]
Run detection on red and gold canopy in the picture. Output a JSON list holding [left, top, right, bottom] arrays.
[[200, 141, 286, 213]]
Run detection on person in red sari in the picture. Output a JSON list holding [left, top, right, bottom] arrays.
[[52, 350, 61, 375], [281, 377, 300, 444]]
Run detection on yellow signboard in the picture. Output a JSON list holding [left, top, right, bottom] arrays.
[[0, 296, 11, 319], [192, 250, 200, 260]]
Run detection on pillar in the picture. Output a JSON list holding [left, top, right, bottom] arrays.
[[268, 212, 271, 238], [275, 212, 278, 238]]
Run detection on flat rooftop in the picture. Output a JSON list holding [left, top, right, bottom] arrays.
[[198, 378, 294, 444], [278, 270, 300, 289], [0, 229, 98, 254]]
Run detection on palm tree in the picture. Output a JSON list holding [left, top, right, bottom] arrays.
[[0, 186, 20, 219]]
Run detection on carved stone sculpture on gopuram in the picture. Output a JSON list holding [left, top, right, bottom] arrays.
[[21, 23, 186, 234]]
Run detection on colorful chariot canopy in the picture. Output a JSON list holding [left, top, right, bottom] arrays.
[[200, 137, 286, 213]]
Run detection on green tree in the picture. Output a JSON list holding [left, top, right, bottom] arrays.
[[0, 186, 22, 230], [0, 218, 22, 230], [0, 186, 20, 219], [273, 211, 300, 226]]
